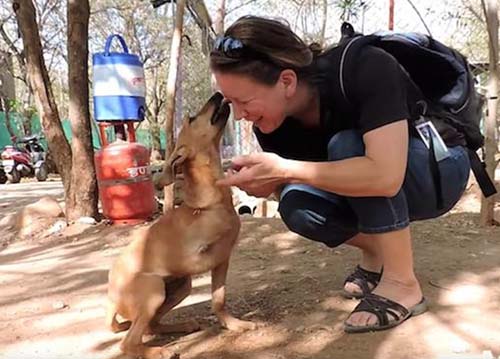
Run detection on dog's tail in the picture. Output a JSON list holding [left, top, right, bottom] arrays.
[[106, 301, 131, 333]]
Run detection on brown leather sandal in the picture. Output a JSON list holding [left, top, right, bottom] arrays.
[[342, 265, 382, 299], [344, 293, 428, 333]]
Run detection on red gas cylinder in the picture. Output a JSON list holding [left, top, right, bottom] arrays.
[[95, 141, 156, 224]]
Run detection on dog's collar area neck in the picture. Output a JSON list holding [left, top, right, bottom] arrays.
[[192, 208, 202, 215], [182, 182, 233, 212], [182, 203, 209, 214], [184, 199, 228, 213]]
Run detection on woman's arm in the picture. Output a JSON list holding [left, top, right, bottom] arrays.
[[218, 120, 409, 198], [285, 120, 409, 197]]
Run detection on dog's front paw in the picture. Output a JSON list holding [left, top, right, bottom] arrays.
[[224, 317, 258, 332]]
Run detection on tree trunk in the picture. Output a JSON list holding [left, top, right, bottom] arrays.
[[480, 0, 499, 226], [22, 90, 34, 136], [150, 123, 163, 161], [319, 0, 328, 47], [214, 0, 225, 35], [13, 1, 72, 196], [67, 0, 99, 221], [161, 0, 186, 211], [148, 69, 165, 161], [0, 97, 16, 139], [1, 4, 33, 135], [388, 0, 395, 30]]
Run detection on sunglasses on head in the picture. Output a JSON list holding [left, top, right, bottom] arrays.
[[212, 36, 275, 65], [213, 36, 245, 58]]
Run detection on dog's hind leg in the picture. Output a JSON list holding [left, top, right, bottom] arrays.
[[119, 275, 178, 359], [106, 301, 131, 333], [149, 276, 201, 334]]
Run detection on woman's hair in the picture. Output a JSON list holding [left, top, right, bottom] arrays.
[[209, 16, 321, 86]]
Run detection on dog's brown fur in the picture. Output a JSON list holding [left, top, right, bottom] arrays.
[[107, 93, 255, 359]]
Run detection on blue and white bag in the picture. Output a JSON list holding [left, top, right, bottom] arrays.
[[92, 34, 146, 121]]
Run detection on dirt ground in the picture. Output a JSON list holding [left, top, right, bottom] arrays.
[[1, 178, 500, 359]]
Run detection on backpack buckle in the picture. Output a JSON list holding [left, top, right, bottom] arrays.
[[415, 100, 428, 117]]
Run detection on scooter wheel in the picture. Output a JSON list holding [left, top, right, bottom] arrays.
[[7, 168, 21, 183], [35, 163, 48, 182]]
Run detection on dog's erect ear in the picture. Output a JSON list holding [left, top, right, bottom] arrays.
[[154, 146, 189, 190]]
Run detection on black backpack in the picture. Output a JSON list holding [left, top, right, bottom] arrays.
[[324, 22, 497, 202]]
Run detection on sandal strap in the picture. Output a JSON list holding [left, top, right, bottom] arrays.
[[344, 265, 382, 295], [350, 293, 410, 327]]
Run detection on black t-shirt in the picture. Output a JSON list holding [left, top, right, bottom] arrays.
[[254, 46, 424, 161]]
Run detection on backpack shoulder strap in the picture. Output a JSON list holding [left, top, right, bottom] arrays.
[[317, 23, 379, 113], [337, 34, 380, 105]]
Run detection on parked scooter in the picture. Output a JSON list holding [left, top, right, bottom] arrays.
[[0, 134, 48, 183], [0, 162, 7, 184]]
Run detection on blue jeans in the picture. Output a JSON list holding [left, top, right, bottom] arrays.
[[279, 130, 470, 248]]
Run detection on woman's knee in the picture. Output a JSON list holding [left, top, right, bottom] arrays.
[[327, 130, 365, 161], [278, 189, 318, 237], [278, 187, 357, 247]]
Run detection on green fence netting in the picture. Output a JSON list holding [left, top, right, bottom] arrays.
[[0, 112, 166, 151]]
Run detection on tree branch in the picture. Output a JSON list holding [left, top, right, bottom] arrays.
[[227, 0, 258, 15], [406, 0, 432, 36], [0, 21, 25, 67], [462, 0, 484, 23]]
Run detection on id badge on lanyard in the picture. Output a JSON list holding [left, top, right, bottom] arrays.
[[415, 118, 450, 162]]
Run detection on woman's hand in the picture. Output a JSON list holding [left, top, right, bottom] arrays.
[[217, 152, 290, 198]]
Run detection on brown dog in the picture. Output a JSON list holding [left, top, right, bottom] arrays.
[[106, 92, 256, 359]]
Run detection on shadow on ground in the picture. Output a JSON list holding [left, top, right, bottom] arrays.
[[1, 206, 499, 359]]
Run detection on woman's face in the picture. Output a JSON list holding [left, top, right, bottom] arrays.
[[213, 71, 293, 134]]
